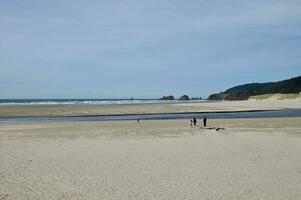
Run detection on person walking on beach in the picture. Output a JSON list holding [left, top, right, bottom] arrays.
[[203, 116, 207, 127], [189, 120, 193, 128], [193, 118, 197, 127]]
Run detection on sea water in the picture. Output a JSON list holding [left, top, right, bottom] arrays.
[[0, 99, 201, 105]]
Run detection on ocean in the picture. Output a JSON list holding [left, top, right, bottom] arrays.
[[0, 99, 201, 105]]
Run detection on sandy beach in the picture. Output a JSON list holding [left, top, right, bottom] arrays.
[[2, 0, 300, 199], [1, 117, 301, 200]]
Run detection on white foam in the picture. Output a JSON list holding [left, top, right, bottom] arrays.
[[0, 99, 205, 105]]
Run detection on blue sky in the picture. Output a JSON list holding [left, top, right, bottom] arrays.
[[0, 0, 301, 99]]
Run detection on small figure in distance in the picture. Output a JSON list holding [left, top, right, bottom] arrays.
[[137, 118, 140, 123], [193, 118, 197, 127], [189, 119, 193, 128], [203, 116, 207, 127]]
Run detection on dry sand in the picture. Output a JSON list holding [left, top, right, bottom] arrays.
[[0, 99, 300, 118], [1, 118, 301, 200]]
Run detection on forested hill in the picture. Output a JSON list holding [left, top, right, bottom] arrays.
[[208, 76, 301, 100]]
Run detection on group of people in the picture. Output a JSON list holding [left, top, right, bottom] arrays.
[[189, 116, 207, 128], [137, 116, 208, 128]]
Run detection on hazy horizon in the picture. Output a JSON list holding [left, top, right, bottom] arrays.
[[1, 0, 301, 99], [0, 75, 300, 100]]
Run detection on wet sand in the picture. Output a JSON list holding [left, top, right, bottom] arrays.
[[1, 118, 301, 200], [0, 99, 300, 118]]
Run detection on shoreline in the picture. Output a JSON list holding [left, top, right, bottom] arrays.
[[0, 99, 207, 106], [1, 109, 301, 125], [0, 99, 300, 118], [0, 109, 278, 119]]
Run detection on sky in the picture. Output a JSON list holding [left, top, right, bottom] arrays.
[[0, 0, 301, 99]]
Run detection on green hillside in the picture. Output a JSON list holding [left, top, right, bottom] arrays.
[[208, 76, 301, 100]]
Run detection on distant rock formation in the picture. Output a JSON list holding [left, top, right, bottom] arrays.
[[179, 95, 190, 101], [160, 95, 175, 100], [208, 76, 301, 101]]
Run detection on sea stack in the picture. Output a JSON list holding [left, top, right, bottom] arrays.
[[160, 95, 175, 100], [179, 95, 190, 101]]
